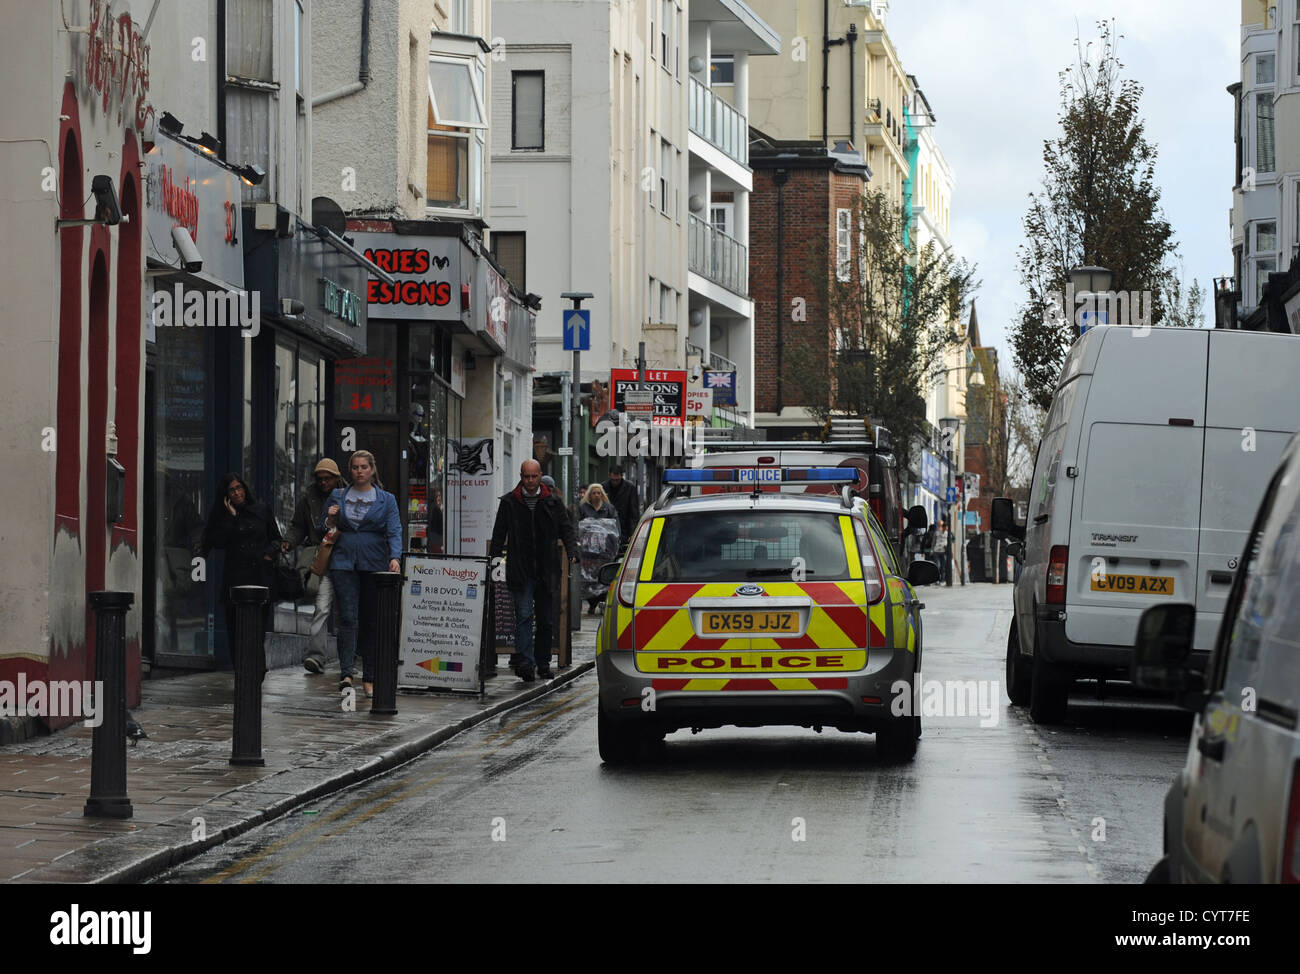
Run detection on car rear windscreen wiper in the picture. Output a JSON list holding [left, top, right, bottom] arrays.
[[744, 567, 818, 577]]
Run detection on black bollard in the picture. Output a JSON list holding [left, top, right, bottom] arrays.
[[370, 572, 402, 715], [229, 585, 269, 766], [85, 591, 134, 819]]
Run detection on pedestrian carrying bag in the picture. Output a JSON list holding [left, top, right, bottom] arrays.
[[311, 527, 339, 576]]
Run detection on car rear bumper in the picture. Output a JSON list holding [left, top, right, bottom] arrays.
[[596, 646, 915, 733], [1035, 613, 1211, 675]]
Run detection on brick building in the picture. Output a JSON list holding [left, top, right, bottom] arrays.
[[749, 134, 871, 435]]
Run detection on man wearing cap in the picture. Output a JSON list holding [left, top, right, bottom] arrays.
[[284, 458, 347, 673]]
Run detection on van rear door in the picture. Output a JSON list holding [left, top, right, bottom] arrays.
[[1065, 329, 1209, 649], [1195, 331, 1300, 650]]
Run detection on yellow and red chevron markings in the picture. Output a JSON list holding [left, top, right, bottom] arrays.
[[652, 677, 850, 691], [628, 581, 880, 653]]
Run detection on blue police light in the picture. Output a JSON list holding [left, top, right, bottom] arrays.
[[663, 467, 856, 484]]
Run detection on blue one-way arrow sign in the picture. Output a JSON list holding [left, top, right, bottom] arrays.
[[563, 309, 590, 351]]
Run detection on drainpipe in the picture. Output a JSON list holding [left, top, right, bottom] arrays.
[[847, 24, 857, 147], [216, 0, 226, 157], [313, 0, 372, 107], [822, 0, 830, 145], [775, 168, 789, 414], [824, 5, 851, 148]]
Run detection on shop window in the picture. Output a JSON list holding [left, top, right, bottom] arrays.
[[152, 326, 214, 660], [335, 322, 398, 418]]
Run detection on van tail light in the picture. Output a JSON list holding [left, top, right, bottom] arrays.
[[1284, 761, 1300, 883], [868, 496, 885, 525], [1046, 545, 1069, 604], [617, 522, 651, 608]]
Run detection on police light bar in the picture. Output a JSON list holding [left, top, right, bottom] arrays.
[[664, 467, 857, 484]]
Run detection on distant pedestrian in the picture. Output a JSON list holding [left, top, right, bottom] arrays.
[[283, 458, 346, 674], [579, 484, 619, 614], [199, 472, 281, 678], [603, 465, 640, 546], [321, 451, 402, 699], [933, 520, 951, 584], [489, 459, 578, 682]]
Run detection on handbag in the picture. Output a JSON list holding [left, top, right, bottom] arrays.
[[311, 526, 339, 576], [274, 549, 305, 600], [296, 544, 321, 597]]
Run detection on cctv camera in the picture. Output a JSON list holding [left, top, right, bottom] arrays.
[[91, 174, 123, 226], [171, 225, 202, 272]]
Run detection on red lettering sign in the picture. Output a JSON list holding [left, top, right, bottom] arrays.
[[86, 0, 152, 133]]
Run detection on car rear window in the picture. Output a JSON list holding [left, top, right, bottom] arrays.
[[649, 511, 851, 581]]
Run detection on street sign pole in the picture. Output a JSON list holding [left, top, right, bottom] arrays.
[[561, 292, 593, 635]]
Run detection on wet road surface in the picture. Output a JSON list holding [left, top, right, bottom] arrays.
[[159, 584, 1190, 883]]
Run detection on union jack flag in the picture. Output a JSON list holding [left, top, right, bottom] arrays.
[[705, 371, 733, 389]]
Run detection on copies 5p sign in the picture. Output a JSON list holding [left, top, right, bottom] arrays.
[[612, 369, 687, 426]]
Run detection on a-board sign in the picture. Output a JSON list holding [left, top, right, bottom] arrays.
[[399, 555, 488, 690]]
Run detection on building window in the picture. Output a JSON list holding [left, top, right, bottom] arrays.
[[1257, 53, 1276, 85], [449, 0, 470, 32], [660, 139, 671, 216], [661, 0, 672, 68], [512, 71, 544, 151], [1256, 92, 1276, 173], [427, 55, 487, 214], [1258, 220, 1277, 254], [660, 286, 673, 324], [648, 276, 657, 321], [491, 232, 527, 290], [711, 55, 734, 85], [1257, 257, 1277, 304], [836, 208, 851, 282]]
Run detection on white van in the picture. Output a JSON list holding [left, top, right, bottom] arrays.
[[993, 326, 1300, 723], [1135, 435, 1300, 883]]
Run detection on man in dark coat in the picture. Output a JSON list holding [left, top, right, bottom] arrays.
[[489, 459, 578, 681], [603, 465, 641, 545]]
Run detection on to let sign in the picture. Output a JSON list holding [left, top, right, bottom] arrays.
[[611, 369, 686, 427]]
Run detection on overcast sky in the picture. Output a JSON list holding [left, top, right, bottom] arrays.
[[885, 0, 1237, 377]]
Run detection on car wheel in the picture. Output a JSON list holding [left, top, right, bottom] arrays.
[[876, 718, 918, 763], [598, 709, 641, 765], [1006, 622, 1031, 706], [1144, 855, 1172, 884], [1029, 647, 1070, 724]]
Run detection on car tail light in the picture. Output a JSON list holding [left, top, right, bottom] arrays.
[[1046, 545, 1068, 604], [617, 522, 651, 607], [853, 522, 885, 604], [1284, 761, 1300, 883]]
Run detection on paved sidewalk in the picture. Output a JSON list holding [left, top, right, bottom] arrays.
[[0, 615, 600, 883]]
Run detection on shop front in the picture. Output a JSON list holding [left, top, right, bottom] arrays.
[[344, 224, 486, 557], [146, 198, 390, 670], [142, 133, 246, 669]]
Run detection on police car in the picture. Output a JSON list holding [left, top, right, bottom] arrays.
[[595, 467, 939, 764]]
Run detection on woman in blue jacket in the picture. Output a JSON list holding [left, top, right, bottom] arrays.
[[321, 450, 402, 697]]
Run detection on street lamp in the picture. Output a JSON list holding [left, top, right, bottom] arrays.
[[1069, 265, 1114, 332]]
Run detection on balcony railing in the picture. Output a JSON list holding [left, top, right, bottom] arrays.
[[688, 215, 748, 297], [689, 77, 748, 166]]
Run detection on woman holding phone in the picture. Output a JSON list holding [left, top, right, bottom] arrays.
[[321, 450, 402, 697]]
